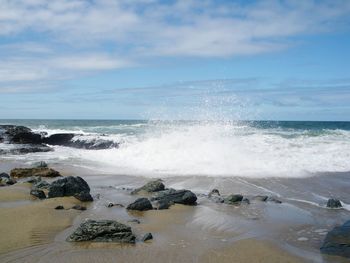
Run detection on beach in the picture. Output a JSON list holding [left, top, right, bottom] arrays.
[[1, 121, 350, 262]]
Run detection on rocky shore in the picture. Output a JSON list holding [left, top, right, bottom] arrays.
[[1, 125, 350, 262]]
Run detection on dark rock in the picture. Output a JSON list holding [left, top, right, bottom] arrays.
[[71, 205, 87, 211], [67, 219, 136, 243], [242, 198, 250, 204], [224, 194, 244, 205], [128, 219, 141, 224], [74, 192, 93, 202], [11, 131, 42, 144], [43, 133, 75, 146], [32, 161, 48, 168], [127, 198, 153, 211], [131, 179, 165, 195], [208, 189, 220, 197], [0, 173, 16, 185], [0, 144, 53, 155], [30, 189, 46, 199], [48, 176, 91, 199], [142, 233, 153, 242], [55, 205, 65, 210], [321, 220, 350, 258], [70, 138, 119, 150], [11, 167, 61, 178], [107, 202, 124, 208], [32, 180, 50, 190], [327, 198, 342, 208], [151, 189, 197, 206]]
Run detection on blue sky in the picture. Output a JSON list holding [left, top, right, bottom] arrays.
[[0, 0, 350, 120]]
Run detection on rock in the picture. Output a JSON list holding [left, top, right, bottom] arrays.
[[71, 205, 87, 211], [0, 173, 16, 185], [107, 202, 124, 208], [32, 161, 48, 168], [128, 219, 141, 224], [224, 194, 244, 205], [0, 144, 53, 155], [67, 219, 136, 243], [11, 131, 42, 144], [42, 133, 75, 146], [320, 220, 350, 258], [127, 198, 153, 211], [48, 176, 91, 199], [327, 198, 342, 208], [32, 180, 50, 190], [242, 197, 250, 204], [30, 189, 46, 199], [10, 167, 61, 178], [74, 192, 93, 202], [267, 197, 282, 204], [208, 189, 220, 197], [151, 189, 197, 207], [55, 205, 64, 210], [69, 138, 119, 150], [142, 233, 153, 242], [131, 179, 165, 194]]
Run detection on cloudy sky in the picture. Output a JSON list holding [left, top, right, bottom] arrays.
[[1, 0, 350, 120]]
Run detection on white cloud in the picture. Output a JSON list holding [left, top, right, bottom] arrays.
[[0, 0, 349, 92]]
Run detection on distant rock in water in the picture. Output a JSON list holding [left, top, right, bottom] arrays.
[[150, 189, 197, 207], [48, 176, 92, 202], [224, 194, 244, 205], [131, 179, 165, 194], [67, 219, 136, 243], [11, 167, 61, 178], [127, 198, 153, 211], [327, 198, 342, 208], [321, 220, 350, 258]]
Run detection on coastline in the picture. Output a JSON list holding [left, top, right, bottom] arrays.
[[0, 160, 348, 263]]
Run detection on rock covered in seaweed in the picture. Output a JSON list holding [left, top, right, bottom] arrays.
[[131, 179, 165, 195], [67, 219, 136, 243], [48, 176, 92, 201], [150, 189, 197, 206]]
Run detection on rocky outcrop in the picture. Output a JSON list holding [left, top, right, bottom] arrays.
[[48, 176, 93, 202], [127, 198, 153, 211], [10, 167, 61, 178], [150, 189, 197, 207], [67, 219, 136, 243], [327, 198, 342, 208], [321, 220, 350, 258], [131, 179, 165, 195], [42, 133, 75, 146]]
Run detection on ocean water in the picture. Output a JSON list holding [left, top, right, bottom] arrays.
[[1, 119, 350, 178]]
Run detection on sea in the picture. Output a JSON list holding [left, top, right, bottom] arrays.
[[0, 119, 350, 178]]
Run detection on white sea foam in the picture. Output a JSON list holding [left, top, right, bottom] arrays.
[[21, 121, 350, 178]]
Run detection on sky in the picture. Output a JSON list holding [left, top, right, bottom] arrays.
[[0, 0, 350, 121]]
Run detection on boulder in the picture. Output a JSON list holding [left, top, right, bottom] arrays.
[[30, 189, 46, 199], [131, 179, 165, 194], [48, 176, 91, 200], [327, 198, 342, 208], [321, 220, 350, 258], [150, 189, 197, 206], [127, 198, 153, 211], [10, 167, 61, 178], [67, 219, 136, 243], [142, 233, 153, 242], [11, 132, 42, 144], [224, 194, 244, 205]]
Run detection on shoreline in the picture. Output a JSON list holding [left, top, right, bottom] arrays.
[[0, 161, 349, 262]]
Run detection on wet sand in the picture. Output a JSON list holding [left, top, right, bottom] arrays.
[[0, 162, 349, 262]]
